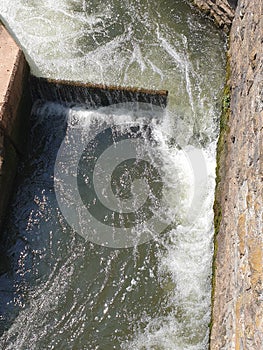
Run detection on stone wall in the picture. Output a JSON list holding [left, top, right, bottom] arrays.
[[192, 0, 237, 31], [0, 24, 31, 233], [210, 0, 263, 348]]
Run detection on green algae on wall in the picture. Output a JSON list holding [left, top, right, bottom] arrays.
[[210, 53, 231, 336]]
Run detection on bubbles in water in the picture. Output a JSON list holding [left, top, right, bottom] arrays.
[[53, 102, 210, 248]]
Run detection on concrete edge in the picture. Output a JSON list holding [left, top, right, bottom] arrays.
[[0, 24, 32, 234]]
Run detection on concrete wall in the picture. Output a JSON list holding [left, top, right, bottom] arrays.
[[0, 24, 31, 232]]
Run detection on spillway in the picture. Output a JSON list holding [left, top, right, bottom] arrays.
[[0, 1, 226, 349]]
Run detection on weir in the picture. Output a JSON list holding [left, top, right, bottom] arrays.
[[30, 76, 168, 108], [0, 1, 227, 349]]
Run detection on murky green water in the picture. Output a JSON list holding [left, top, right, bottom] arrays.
[[0, 1, 226, 349]]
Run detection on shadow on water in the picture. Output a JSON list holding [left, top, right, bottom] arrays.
[[0, 101, 67, 336]]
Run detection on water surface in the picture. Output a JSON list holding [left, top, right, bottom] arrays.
[[0, 1, 226, 349]]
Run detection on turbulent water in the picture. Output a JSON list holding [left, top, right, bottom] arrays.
[[0, 1, 226, 349]]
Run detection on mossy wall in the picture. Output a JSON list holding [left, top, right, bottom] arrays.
[[193, 0, 262, 348], [209, 0, 263, 348]]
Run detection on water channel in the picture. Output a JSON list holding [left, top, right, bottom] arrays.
[[0, 1, 226, 349]]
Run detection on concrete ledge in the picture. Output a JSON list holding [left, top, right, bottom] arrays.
[[0, 24, 31, 232]]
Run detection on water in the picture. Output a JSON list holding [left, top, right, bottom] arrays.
[[0, 1, 226, 349]]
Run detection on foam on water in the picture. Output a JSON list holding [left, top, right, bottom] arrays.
[[0, 1, 224, 118], [0, 1, 226, 349], [0, 102, 217, 349]]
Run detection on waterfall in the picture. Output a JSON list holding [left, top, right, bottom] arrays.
[[30, 76, 168, 108]]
